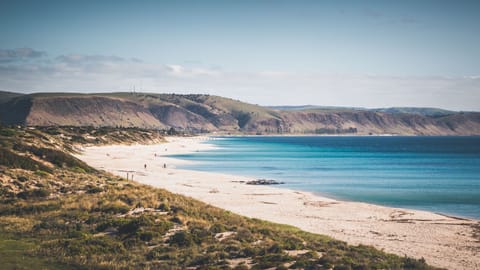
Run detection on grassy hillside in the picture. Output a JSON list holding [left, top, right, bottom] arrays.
[[1, 91, 480, 135], [372, 107, 456, 117], [0, 126, 438, 269], [0, 91, 24, 104]]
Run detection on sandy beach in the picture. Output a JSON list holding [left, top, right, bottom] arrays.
[[75, 137, 480, 270]]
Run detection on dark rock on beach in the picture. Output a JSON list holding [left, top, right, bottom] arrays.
[[246, 179, 285, 185]]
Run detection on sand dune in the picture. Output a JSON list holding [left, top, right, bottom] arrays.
[[75, 137, 480, 270]]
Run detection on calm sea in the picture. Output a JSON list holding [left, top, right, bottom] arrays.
[[171, 136, 480, 219]]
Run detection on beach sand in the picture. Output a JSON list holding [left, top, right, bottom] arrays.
[[75, 137, 480, 270]]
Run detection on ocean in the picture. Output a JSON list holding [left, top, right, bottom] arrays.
[[170, 136, 480, 219]]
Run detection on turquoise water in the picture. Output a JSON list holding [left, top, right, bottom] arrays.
[[171, 136, 480, 219]]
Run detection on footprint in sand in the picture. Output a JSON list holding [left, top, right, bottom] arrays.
[[389, 210, 413, 219]]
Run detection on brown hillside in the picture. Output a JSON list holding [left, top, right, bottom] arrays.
[[1, 92, 480, 135]]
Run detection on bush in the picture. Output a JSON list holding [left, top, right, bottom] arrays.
[[33, 219, 68, 231], [139, 231, 155, 241], [118, 220, 142, 235], [268, 243, 283, 254], [236, 228, 254, 242], [334, 265, 352, 270], [209, 223, 226, 234], [72, 166, 86, 173], [118, 216, 154, 235], [12, 144, 94, 172], [403, 257, 429, 269], [17, 188, 50, 199], [86, 185, 103, 194], [169, 231, 193, 247], [98, 201, 130, 214], [0, 148, 52, 172], [158, 202, 171, 211], [0, 128, 16, 137], [17, 176, 28, 182], [34, 170, 50, 177], [281, 236, 304, 250], [170, 216, 183, 224]]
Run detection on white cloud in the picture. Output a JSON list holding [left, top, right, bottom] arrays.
[[0, 49, 479, 111]]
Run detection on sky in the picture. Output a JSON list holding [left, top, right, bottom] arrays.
[[0, 0, 479, 110]]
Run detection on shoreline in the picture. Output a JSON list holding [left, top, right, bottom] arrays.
[[75, 136, 480, 270]]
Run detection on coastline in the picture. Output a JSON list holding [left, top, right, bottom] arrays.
[[74, 136, 480, 270]]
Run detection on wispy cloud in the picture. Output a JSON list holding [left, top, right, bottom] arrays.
[[56, 54, 127, 64], [0, 48, 46, 63], [0, 48, 479, 111]]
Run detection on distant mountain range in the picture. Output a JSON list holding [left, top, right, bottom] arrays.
[[1, 91, 479, 135]]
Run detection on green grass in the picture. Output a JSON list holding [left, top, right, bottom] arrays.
[[0, 234, 84, 270]]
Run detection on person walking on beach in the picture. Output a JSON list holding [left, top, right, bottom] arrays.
[[144, 164, 147, 169]]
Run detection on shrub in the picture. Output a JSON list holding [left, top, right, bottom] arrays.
[[158, 202, 171, 211], [281, 236, 304, 250], [169, 231, 193, 247], [0, 148, 51, 172], [86, 185, 103, 194], [334, 265, 352, 270], [236, 228, 254, 242], [34, 170, 50, 177], [17, 188, 50, 199], [139, 231, 155, 242], [118, 220, 142, 235], [0, 128, 16, 137], [98, 201, 130, 214], [402, 257, 429, 269], [72, 166, 86, 173], [118, 216, 154, 235], [13, 144, 94, 172], [17, 176, 28, 182], [170, 216, 183, 224], [33, 218, 68, 231], [268, 243, 283, 254], [209, 223, 226, 234]]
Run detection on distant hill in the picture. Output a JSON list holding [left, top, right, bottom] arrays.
[[1, 91, 479, 135], [372, 107, 456, 117], [271, 105, 457, 117], [0, 90, 23, 104], [268, 105, 367, 111]]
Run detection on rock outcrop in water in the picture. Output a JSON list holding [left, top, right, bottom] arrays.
[[1, 91, 479, 135]]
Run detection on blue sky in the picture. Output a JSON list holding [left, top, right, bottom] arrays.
[[1, 0, 479, 110]]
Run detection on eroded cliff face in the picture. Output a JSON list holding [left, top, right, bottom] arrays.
[[1, 92, 479, 135], [25, 96, 165, 128]]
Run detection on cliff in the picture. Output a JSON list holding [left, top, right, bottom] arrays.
[[1, 91, 479, 135]]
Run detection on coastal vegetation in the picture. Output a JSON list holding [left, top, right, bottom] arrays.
[[0, 126, 440, 269]]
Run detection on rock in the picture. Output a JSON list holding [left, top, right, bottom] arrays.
[[246, 179, 284, 185]]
